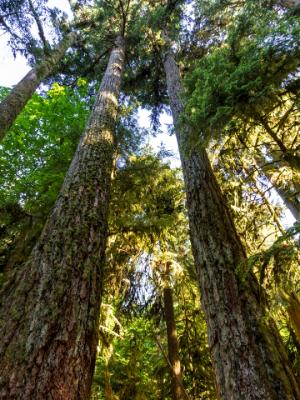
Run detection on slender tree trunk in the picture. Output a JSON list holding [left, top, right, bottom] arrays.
[[241, 163, 286, 234], [238, 160, 286, 233], [0, 35, 125, 399], [287, 292, 300, 346], [104, 367, 116, 400], [163, 43, 300, 400], [271, 185, 299, 221], [0, 32, 76, 141], [163, 283, 185, 400], [257, 116, 300, 172], [254, 153, 300, 221]]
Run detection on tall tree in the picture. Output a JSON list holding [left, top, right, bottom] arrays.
[[162, 29, 300, 399], [0, 0, 76, 139], [0, 32, 125, 399], [0, 31, 76, 140]]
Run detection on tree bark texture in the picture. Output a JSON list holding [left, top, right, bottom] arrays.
[[163, 45, 300, 400], [0, 36, 125, 399], [0, 32, 76, 141], [163, 285, 185, 400]]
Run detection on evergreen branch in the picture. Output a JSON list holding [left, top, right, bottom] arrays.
[[237, 222, 300, 282], [0, 16, 25, 45], [27, 0, 49, 52]]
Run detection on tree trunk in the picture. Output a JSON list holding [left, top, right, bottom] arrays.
[[0, 35, 125, 399], [256, 116, 300, 173], [104, 367, 116, 400], [271, 185, 299, 221], [287, 292, 300, 346], [163, 284, 185, 400], [255, 153, 300, 221], [0, 32, 76, 141], [163, 43, 300, 400]]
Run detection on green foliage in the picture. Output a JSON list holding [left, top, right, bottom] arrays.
[[93, 269, 216, 399], [121, 0, 186, 123], [0, 82, 145, 274], [184, 3, 300, 144], [237, 222, 300, 284], [181, 1, 300, 375], [0, 82, 89, 275], [112, 152, 185, 244], [92, 148, 216, 399], [105, 149, 188, 306], [92, 316, 167, 400], [1, 0, 300, 396], [0, 83, 89, 214]]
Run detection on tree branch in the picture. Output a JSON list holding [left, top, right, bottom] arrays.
[[28, 0, 49, 52]]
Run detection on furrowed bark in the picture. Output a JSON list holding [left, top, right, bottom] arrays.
[[0, 32, 76, 141], [0, 35, 125, 399], [163, 43, 300, 400]]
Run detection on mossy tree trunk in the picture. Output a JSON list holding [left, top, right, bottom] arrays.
[[0, 32, 76, 141], [163, 43, 300, 400], [0, 35, 125, 399]]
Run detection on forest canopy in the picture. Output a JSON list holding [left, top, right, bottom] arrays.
[[0, 0, 299, 399]]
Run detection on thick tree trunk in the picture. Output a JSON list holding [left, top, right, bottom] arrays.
[[163, 44, 300, 400], [163, 285, 185, 400], [0, 32, 76, 141], [0, 36, 125, 399]]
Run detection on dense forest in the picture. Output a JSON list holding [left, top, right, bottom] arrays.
[[0, 0, 299, 399]]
